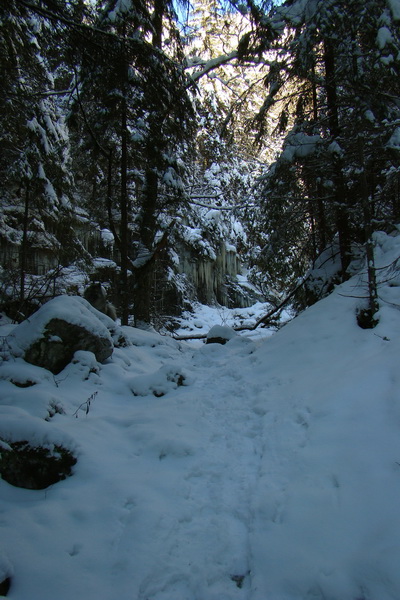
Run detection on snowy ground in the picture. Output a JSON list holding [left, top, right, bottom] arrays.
[[170, 300, 282, 343], [1, 229, 400, 599]]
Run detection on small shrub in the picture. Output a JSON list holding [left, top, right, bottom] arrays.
[[356, 307, 379, 329]]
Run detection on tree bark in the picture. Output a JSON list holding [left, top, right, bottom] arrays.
[[323, 39, 350, 278], [358, 136, 379, 323], [120, 93, 129, 325], [19, 183, 30, 306]]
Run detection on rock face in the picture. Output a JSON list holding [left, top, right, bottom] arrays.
[[177, 242, 250, 307], [10, 296, 114, 374]]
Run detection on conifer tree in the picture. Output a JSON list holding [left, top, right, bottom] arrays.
[[0, 0, 76, 312], [242, 0, 400, 316], [69, 0, 195, 325]]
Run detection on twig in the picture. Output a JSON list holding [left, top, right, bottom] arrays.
[[72, 391, 98, 418]]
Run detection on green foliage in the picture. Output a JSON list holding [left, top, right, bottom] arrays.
[[245, 0, 400, 305]]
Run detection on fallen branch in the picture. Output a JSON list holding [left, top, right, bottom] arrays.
[[173, 274, 310, 341]]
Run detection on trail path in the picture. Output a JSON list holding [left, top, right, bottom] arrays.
[[102, 337, 269, 600]]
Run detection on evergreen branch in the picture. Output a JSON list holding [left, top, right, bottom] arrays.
[[7, 87, 76, 98], [73, 74, 110, 160], [19, 0, 154, 53], [189, 199, 255, 210], [186, 51, 239, 82], [189, 193, 224, 199]]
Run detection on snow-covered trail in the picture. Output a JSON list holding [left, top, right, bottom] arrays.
[[98, 337, 268, 600], [0, 326, 272, 600]]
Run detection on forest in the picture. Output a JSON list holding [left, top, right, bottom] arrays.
[[1, 0, 400, 329], [2, 2, 400, 598]]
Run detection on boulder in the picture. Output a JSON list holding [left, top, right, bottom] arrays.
[[9, 296, 114, 374], [83, 282, 117, 320], [0, 577, 11, 596], [206, 325, 238, 345]]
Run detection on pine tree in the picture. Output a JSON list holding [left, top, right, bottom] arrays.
[[0, 0, 76, 313], [242, 0, 400, 315], [69, 0, 196, 325]]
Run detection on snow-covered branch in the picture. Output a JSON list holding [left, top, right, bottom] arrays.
[[186, 51, 238, 82], [189, 199, 255, 211]]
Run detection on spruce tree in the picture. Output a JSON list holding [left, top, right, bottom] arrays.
[[0, 0, 76, 314], [69, 0, 195, 325], [242, 0, 400, 314]]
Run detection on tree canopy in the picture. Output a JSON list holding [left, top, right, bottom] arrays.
[[1, 0, 399, 327]]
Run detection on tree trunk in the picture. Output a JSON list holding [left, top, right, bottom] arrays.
[[134, 167, 159, 325], [19, 183, 30, 306], [118, 21, 130, 326], [311, 62, 327, 254], [323, 39, 350, 278], [152, 0, 164, 48], [131, 2, 165, 327], [120, 94, 130, 325], [358, 136, 379, 325]]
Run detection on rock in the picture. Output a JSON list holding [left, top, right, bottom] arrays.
[[84, 282, 117, 320], [0, 440, 76, 490], [24, 318, 112, 374], [9, 296, 114, 374], [0, 551, 13, 597], [0, 576, 11, 596], [206, 325, 238, 345]]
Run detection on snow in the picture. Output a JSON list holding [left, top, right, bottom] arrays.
[[377, 26, 394, 49], [107, 0, 133, 23], [388, 0, 400, 20], [387, 126, 400, 150], [206, 324, 237, 341], [8, 296, 113, 358], [100, 229, 114, 245], [2, 230, 400, 599], [172, 301, 278, 342], [274, 0, 316, 27], [282, 133, 321, 162], [180, 225, 217, 260], [189, 51, 238, 82]]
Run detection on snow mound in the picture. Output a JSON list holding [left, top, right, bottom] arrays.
[[128, 365, 188, 397], [206, 324, 237, 343]]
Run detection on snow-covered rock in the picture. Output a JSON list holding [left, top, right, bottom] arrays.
[[8, 296, 114, 374], [206, 324, 238, 344]]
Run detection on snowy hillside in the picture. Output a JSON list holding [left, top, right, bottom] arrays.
[[1, 229, 400, 600]]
